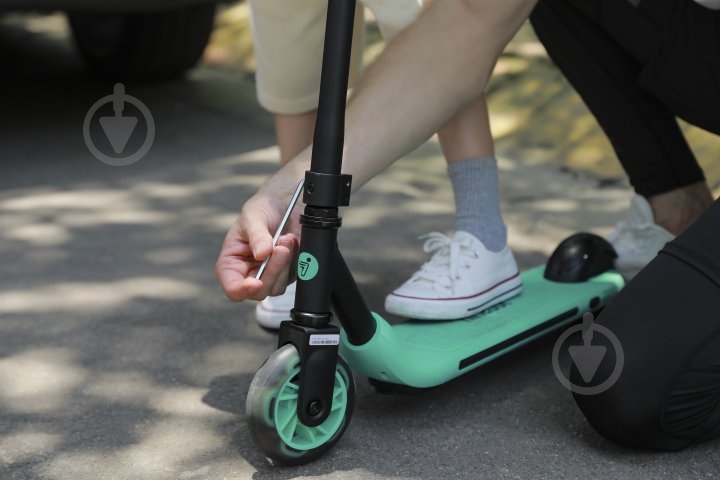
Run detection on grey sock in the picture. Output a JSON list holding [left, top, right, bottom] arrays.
[[448, 157, 507, 252]]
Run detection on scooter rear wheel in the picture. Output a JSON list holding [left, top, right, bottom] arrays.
[[246, 344, 355, 466]]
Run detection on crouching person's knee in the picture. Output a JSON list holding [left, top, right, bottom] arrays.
[[570, 326, 720, 451]]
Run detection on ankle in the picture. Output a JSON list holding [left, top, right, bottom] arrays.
[[455, 222, 507, 252], [647, 182, 713, 235]]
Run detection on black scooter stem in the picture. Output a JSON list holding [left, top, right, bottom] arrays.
[[310, 0, 357, 176]]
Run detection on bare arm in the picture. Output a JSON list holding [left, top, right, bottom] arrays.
[[217, 0, 539, 301], [343, 0, 537, 186]]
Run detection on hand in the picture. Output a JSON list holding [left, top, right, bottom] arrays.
[[216, 192, 301, 301]]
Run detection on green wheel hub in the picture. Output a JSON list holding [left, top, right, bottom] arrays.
[[247, 344, 355, 465], [273, 364, 349, 450]]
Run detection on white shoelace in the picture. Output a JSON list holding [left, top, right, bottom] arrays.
[[410, 232, 478, 293]]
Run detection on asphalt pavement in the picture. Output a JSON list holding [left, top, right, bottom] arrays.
[[1, 13, 719, 480]]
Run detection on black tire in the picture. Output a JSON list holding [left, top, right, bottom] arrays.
[[68, 4, 216, 82], [246, 344, 355, 466]]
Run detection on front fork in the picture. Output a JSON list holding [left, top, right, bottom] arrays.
[[277, 320, 341, 428], [278, 198, 345, 428], [277, 179, 378, 427]]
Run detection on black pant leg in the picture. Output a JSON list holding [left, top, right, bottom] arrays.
[[635, 0, 720, 135], [530, 0, 705, 197], [586, 0, 720, 135], [572, 198, 720, 450]]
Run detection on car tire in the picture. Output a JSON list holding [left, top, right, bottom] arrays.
[[68, 4, 216, 82]]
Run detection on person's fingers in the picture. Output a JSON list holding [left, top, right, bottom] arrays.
[[259, 243, 293, 298], [216, 258, 263, 301], [241, 204, 275, 262], [229, 237, 296, 301], [283, 233, 300, 284], [267, 234, 298, 296], [276, 233, 298, 256], [216, 184, 303, 302], [219, 234, 254, 259], [268, 248, 292, 297]]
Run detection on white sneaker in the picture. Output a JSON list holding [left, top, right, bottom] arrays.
[[255, 282, 296, 330], [608, 195, 675, 280], [384, 231, 522, 320]]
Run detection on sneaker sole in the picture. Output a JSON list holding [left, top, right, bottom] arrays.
[[384, 275, 523, 321]]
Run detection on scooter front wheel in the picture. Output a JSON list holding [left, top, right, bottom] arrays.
[[246, 344, 355, 466]]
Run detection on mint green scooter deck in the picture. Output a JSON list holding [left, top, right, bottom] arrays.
[[339, 266, 624, 389]]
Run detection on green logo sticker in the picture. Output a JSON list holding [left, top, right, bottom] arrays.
[[297, 252, 319, 281]]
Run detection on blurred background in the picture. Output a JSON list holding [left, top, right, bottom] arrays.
[[2, 1, 719, 185]]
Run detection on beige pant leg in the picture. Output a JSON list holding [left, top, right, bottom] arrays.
[[248, 0, 365, 114]]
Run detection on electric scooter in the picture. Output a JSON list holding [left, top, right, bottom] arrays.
[[245, 0, 624, 466]]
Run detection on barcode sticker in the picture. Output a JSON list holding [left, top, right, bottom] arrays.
[[309, 334, 340, 346]]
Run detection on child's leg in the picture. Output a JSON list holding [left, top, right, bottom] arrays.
[[365, 1, 520, 319], [274, 112, 317, 165], [437, 94, 507, 253], [384, 95, 521, 320]]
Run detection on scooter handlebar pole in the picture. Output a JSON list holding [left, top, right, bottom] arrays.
[[310, 0, 356, 177]]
